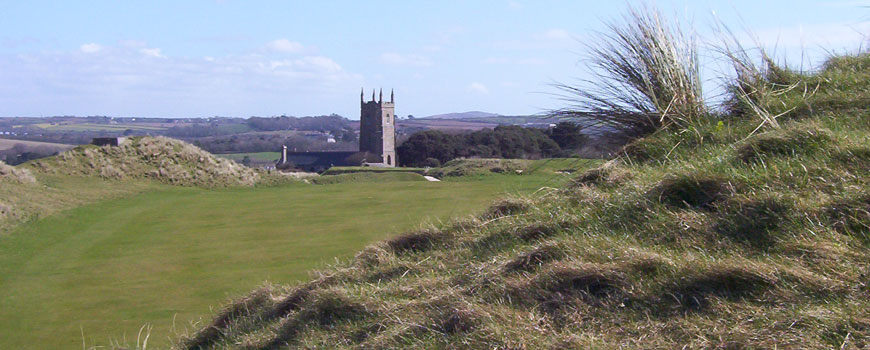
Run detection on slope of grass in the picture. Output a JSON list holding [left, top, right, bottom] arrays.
[[0, 158, 595, 350], [216, 152, 282, 162], [311, 172, 427, 185], [177, 55, 870, 349]]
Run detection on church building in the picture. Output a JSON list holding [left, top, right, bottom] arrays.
[[278, 89, 397, 172]]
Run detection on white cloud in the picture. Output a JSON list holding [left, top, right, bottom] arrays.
[[380, 52, 432, 66], [139, 48, 165, 58], [0, 42, 362, 117], [544, 28, 572, 40], [467, 82, 489, 94], [79, 43, 102, 53], [266, 39, 304, 53]]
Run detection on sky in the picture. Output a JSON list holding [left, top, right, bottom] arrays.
[[0, 0, 868, 120]]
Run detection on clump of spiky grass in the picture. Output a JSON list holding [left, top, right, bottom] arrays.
[[553, 3, 706, 138], [714, 22, 815, 135]]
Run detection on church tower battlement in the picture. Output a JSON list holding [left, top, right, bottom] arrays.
[[359, 88, 396, 167]]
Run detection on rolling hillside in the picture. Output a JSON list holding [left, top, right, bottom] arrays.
[[175, 54, 870, 349]]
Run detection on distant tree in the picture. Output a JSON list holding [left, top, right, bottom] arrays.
[[547, 122, 589, 150], [397, 130, 460, 167], [423, 157, 441, 167], [407, 115, 415, 119], [241, 156, 252, 166]]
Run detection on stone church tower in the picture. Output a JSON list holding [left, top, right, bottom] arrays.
[[359, 88, 397, 167]]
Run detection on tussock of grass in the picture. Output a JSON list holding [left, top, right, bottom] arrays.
[[386, 229, 448, 254], [649, 174, 733, 210], [826, 194, 870, 242], [737, 126, 833, 163], [483, 197, 532, 218], [714, 196, 791, 248], [503, 244, 565, 273], [670, 265, 775, 310]]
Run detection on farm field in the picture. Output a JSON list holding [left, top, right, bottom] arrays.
[[0, 138, 73, 151], [32, 122, 167, 132], [0, 159, 595, 349]]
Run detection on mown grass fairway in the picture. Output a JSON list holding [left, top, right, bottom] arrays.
[[0, 159, 595, 349]]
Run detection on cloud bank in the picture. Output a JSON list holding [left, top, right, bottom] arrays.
[[0, 39, 361, 117]]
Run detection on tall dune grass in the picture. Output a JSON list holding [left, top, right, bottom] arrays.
[[553, 4, 706, 138], [713, 22, 816, 136]]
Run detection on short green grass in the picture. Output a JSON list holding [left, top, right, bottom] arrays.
[[216, 152, 281, 162], [0, 159, 595, 349], [321, 166, 428, 175]]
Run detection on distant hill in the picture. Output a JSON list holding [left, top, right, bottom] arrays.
[[422, 111, 502, 120]]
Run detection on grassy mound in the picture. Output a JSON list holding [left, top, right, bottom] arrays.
[[429, 158, 530, 177], [0, 160, 36, 184], [312, 172, 427, 185], [27, 136, 261, 187], [176, 54, 870, 349]]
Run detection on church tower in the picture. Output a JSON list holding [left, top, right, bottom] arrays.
[[359, 88, 397, 167]]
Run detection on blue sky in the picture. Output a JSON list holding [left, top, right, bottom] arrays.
[[0, 1, 867, 119]]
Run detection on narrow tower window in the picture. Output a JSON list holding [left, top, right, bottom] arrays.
[[386, 113, 391, 124], [387, 155, 391, 165]]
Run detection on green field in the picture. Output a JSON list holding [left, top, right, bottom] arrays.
[[0, 159, 596, 349], [33, 122, 167, 132], [216, 151, 281, 162]]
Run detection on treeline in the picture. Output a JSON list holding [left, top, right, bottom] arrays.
[[193, 134, 357, 154], [246, 114, 353, 134], [397, 122, 588, 167]]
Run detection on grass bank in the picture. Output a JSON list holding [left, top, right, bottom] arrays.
[[0, 158, 595, 349]]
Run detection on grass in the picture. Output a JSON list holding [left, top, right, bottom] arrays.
[[216, 152, 281, 163], [311, 172, 427, 185], [0, 158, 594, 350], [553, 3, 705, 137], [0, 138, 73, 151], [321, 166, 428, 175], [173, 53, 870, 349]]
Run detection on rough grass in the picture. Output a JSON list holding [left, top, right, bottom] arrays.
[[28, 136, 265, 187], [175, 53, 870, 349]]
